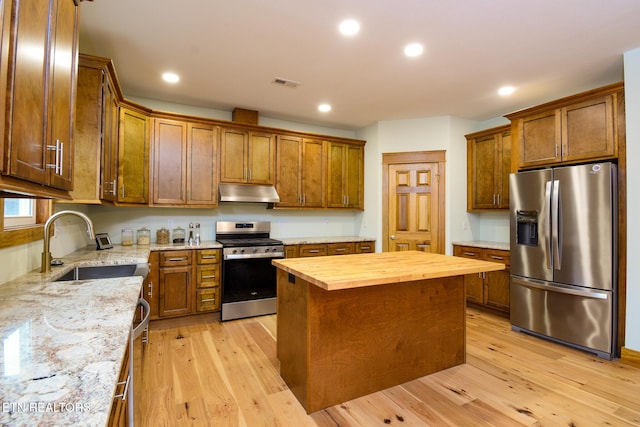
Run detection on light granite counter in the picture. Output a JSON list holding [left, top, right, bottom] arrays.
[[279, 236, 375, 245], [452, 240, 510, 251], [0, 244, 154, 426]]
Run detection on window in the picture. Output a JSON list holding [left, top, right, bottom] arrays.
[[3, 199, 36, 227]]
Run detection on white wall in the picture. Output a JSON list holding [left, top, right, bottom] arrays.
[[624, 48, 640, 351]]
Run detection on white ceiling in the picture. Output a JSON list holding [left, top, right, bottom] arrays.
[[78, 0, 640, 130]]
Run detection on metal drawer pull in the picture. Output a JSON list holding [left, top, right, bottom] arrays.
[[167, 257, 187, 262], [201, 275, 216, 279], [462, 251, 477, 256], [201, 298, 216, 303], [489, 255, 504, 260], [360, 246, 370, 250], [201, 255, 218, 259], [308, 249, 320, 253], [335, 248, 347, 252], [114, 375, 131, 401]]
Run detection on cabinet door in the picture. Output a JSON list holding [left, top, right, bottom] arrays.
[[219, 128, 247, 183], [355, 241, 375, 253], [284, 245, 299, 258], [275, 135, 301, 207], [468, 134, 498, 210], [497, 131, 511, 209], [464, 273, 484, 305], [518, 110, 562, 168], [327, 143, 346, 207], [186, 123, 218, 206], [561, 95, 615, 162], [145, 251, 159, 320], [159, 266, 192, 317], [247, 132, 275, 184], [118, 107, 150, 204], [47, 0, 78, 190], [0, 0, 10, 173], [101, 74, 119, 201], [302, 139, 325, 207], [6, 0, 52, 185], [344, 144, 362, 208], [152, 119, 186, 205], [485, 270, 510, 314]]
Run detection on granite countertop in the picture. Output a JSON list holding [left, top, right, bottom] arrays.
[[279, 236, 375, 245], [452, 240, 510, 251], [273, 251, 505, 291], [0, 244, 151, 426]]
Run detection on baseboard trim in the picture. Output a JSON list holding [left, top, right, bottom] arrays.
[[620, 346, 640, 368]]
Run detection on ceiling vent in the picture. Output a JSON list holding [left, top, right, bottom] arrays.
[[272, 77, 301, 89]]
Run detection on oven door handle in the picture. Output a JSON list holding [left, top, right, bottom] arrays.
[[224, 253, 284, 260]]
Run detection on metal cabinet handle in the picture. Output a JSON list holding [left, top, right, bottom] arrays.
[[114, 375, 131, 401], [359, 246, 370, 250], [201, 255, 218, 260], [463, 251, 477, 256], [168, 257, 187, 262], [488, 255, 504, 260], [201, 298, 216, 303], [201, 275, 216, 279], [335, 248, 347, 252], [307, 249, 320, 253], [147, 282, 153, 298], [58, 141, 63, 175]]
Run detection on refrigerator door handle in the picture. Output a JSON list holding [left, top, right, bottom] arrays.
[[545, 180, 553, 269], [551, 179, 561, 270], [512, 276, 609, 300]]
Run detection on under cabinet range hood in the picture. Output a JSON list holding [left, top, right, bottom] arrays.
[[218, 183, 280, 204]]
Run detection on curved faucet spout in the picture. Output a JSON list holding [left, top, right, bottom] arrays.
[[41, 210, 96, 273]]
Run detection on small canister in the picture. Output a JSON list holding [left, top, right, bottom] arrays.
[[156, 227, 170, 245], [172, 226, 185, 244], [137, 227, 151, 245], [121, 228, 134, 246]]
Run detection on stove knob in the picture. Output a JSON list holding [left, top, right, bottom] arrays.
[[232, 249, 238, 254], [240, 249, 245, 253], [265, 248, 270, 253]]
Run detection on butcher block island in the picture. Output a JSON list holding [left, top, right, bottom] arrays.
[[272, 250, 505, 413]]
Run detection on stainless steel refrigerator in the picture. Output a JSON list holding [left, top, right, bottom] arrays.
[[509, 162, 617, 359]]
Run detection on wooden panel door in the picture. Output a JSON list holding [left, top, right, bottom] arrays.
[[186, 123, 217, 206], [326, 142, 346, 207], [344, 144, 363, 208], [7, 0, 52, 185], [561, 95, 615, 162], [388, 163, 440, 252], [152, 119, 186, 204], [247, 131, 275, 184], [275, 135, 302, 207], [159, 266, 192, 317], [118, 106, 149, 204], [485, 270, 510, 313], [219, 128, 247, 183], [301, 138, 325, 207], [47, 0, 78, 190], [518, 110, 562, 167]]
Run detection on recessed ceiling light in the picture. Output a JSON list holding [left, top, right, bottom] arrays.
[[339, 19, 360, 36], [318, 103, 332, 113], [162, 72, 180, 83], [404, 43, 424, 57], [498, 86, 516, 96]]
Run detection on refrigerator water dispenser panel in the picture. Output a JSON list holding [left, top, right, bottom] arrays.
[[516, 210, 538, 246]]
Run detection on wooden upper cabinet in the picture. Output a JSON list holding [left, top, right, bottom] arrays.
[[118, 105, 150, 204], [466, 125, 511, 211], [151, 117, 218, 207], [186, 122, 218, 206], [3, 0, 79, 192], [152, 118, 187, 205], [275, 135, 325, 208], [219, 127, 275, 184], [327, 142, 363, 209], [507, 82, 623, 170], [101, 69, 119, 202], [0, 0, 10, 174]]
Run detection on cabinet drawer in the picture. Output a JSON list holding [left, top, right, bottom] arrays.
[[485, 249, 510, 268], [298, 244, 327, 257], [454, 246, 482, 259], [159, 250, 192, 267], [355, 241, 375, 253], [196, 265, 220, 287], [196, 249, 221, 265], [196, 288, 220, 312], [327, 242, 354, 256]]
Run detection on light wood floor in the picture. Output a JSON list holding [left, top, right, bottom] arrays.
[[134, 309, 640, 426]]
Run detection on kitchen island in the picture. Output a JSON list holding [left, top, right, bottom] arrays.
[[273, 250, 505, 413]]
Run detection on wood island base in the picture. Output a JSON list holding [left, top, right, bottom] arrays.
[[276, 269, 466, 414]]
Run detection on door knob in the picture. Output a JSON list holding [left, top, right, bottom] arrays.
[[390, 235, 396, 240]]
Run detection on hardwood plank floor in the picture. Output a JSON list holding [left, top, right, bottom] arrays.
[[134, 309, 640, 426]]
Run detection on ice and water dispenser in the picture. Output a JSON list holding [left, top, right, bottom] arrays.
[[516, 210, 538, 246]]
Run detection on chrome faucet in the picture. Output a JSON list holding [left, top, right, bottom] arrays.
[[41, 210, 96, 273]]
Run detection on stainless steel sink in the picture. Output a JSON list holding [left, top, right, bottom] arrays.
[[54, 264, 149, 282]]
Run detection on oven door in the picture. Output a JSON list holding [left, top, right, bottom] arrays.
[[221, 256, 281, 304]]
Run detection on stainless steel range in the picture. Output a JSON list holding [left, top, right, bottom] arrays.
[[216, 221, 284, 321]]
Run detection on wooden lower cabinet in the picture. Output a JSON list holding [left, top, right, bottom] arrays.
[[151, 248, 221, 319], [288, 240, 375, 258], [453, 245, 510, 316]]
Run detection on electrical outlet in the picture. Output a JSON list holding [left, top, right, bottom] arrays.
[[462, 220, 469, 230], [167, 219, 174, 229]]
